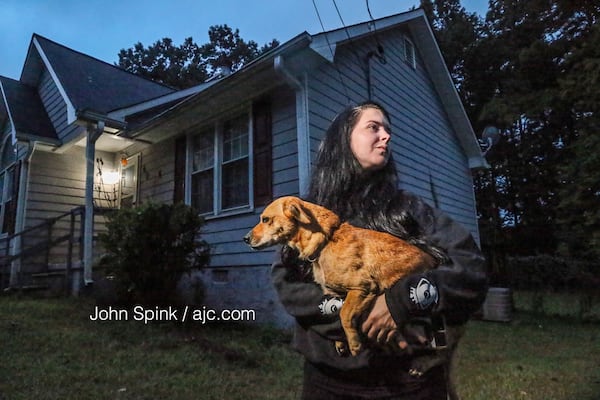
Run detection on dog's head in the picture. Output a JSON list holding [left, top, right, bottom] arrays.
[[243, 196, 323, 250]]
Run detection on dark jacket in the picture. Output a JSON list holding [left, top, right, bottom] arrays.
[[271, 190, 488, 379]]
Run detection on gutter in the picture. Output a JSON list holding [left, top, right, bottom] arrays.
[[274, 55, 311, 197], [76, 109, 127, 131]]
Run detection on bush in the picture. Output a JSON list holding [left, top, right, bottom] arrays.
[[506, 255, 597, 291], [506, 255, 599, 319], [97, 202, 210, 306]]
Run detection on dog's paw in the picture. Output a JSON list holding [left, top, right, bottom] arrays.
[[349, 342, 363, 356], [335, 341, 350, 357]]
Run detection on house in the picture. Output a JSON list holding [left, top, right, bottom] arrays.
[[0, 9, 486, 326]]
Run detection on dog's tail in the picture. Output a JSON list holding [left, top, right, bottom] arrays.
[[406, 237, 449, 266]]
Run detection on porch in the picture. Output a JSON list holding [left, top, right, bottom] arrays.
[[0, 206, 112, 296]]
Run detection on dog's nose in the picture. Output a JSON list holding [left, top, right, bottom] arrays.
[[243, 233, 251, 244]]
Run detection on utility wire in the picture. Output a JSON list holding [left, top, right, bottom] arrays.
[[311, 0, 351, 103]]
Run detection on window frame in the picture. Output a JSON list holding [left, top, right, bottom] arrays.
[[403, 36, 416, 69], [187, 106, 254, 217]]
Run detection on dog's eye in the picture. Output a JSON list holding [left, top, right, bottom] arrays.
[[261, 216, 270, 224]]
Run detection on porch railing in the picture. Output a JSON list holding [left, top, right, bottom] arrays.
[[0, 206, 111, 294]]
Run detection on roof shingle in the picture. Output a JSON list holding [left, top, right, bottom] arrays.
[[0, 76, 57, 142], [33, 35, 175, 114]]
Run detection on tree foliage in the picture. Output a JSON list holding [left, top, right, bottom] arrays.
[[555, 21, 600, 259], [117, 24, 279, 89], [423, 0, 600, 279]]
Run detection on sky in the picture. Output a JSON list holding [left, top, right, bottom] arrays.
[[0, 0, 489, 80]]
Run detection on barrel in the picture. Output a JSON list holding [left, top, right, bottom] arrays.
[[482, 287, 513, 322]]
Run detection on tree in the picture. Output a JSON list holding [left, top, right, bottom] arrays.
[[117, 25, 279, 89], [420, 0, 483, 102], [471, 0, 566, 254], [556, 22, 600, 260], [421, 0, 600, 286], [199, 25, 278, 75]]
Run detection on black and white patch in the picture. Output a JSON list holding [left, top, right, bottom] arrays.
[[409, 278, 439, 310], [318, 297, 344, 315]]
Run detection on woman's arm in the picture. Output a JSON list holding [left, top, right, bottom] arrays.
[[384, 193, 488, 327], [271, 245, 345, 340]]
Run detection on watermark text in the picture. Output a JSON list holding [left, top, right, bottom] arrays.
[[89, 305, 256, 324]]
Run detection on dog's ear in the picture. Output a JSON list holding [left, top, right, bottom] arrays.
[[284, 198, 313, 225]]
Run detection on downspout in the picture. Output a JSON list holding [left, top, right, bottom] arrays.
[[83, 121, 104, 286], [274, 55, 311, 196], [9, 141, 36, 287]]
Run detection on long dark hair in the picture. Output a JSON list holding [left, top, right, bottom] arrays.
[[307, 101, 447, 263]]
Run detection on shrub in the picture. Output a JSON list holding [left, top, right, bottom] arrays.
[[506, 255, 599, 319], [97, 202, 210, 306], [506, 255, 596, 291]]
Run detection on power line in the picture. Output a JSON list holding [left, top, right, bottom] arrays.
[[311, 0, 351, 103], [366, 0, 375, 20]]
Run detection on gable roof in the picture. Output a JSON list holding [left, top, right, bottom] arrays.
[[309, 9, 485, 168], [0, 76, 58, 144], [127, 8, 486, 169], [21, 34, 175, 117]]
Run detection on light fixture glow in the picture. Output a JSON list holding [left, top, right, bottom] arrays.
[[103, 171, 120, 185]]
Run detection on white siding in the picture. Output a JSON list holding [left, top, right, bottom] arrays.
[[27, 147, 116, 223], [306, 29, 480, 241], [137, 138, 175, 204], [37, 69, 82, 143], [23, 146, 116, 263]]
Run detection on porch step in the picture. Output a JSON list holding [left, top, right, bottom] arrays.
[[25, 270, 70, 297], [20, 284, 50, 292], [31, 271, 66, 279], [2, 284, 49, 295]]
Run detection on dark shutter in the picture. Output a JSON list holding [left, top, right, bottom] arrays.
[[253, 100, 273, 206], [173, 136, 186, 204], [3, 162, 20, 235]]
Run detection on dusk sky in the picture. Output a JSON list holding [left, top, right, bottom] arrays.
[[0, 0, 488, 79]]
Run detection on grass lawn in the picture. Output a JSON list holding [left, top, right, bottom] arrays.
[[1, 294, 599, 400]]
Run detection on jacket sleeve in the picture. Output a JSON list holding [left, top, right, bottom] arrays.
[[385, 194, 488, 326], [271, 245, 345, 340]]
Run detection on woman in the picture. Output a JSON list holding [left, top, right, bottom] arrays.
[[272, 101, 488, 399]]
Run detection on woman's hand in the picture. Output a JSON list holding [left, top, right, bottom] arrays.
[[361, 294, 429, 350], [361, 294, 407, 348]]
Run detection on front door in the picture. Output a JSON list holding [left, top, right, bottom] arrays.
[[119, 154, 139, 208]]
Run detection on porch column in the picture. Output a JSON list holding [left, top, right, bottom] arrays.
[[83, 121, 104, 285], [9, 142, 36, 287]]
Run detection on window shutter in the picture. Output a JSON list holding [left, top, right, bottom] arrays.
[[173, 136, 186, 204], [253, 100, 272, 206], [3, 162, 20, 235]]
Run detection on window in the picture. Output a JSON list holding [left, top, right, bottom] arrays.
[[181, 100, 272, 216], [191, 127, 215, 214], [0, 137, 17, 234], [190, 111, 251, 215], [404, 37, 416, 69]]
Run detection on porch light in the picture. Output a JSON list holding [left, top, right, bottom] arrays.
[[104, 170, 120, 185]]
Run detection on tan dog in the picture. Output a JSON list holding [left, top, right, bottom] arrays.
[[244, 196, 463, 398]]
